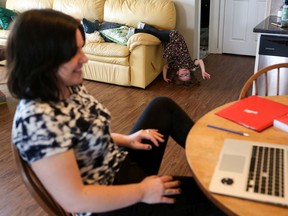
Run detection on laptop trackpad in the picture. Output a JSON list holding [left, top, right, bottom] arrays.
[[219, 154, 245, 173]]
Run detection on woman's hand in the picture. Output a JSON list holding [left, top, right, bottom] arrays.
[[127, 129, 164, 150], [139, 175, 181, 204]]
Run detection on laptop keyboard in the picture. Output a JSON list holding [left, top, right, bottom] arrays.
[[246, 145, 285, 197]]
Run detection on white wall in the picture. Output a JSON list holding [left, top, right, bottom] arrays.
[[173, 0, 198, 59], [269, 0, 283, 15]]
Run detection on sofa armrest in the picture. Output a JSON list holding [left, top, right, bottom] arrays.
[[127, 33, 161, 51]]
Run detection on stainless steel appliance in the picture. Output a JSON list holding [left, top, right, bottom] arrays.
[[256, 34, 288, 95]]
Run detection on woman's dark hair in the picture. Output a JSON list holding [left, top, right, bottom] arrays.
[[7, 9, 85, 101]]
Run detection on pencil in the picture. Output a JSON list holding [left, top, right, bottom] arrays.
[[207, 124, 250, 136], [271, 22, 281, 27]]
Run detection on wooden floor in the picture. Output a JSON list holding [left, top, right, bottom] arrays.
[[0, 54, 255, 215]]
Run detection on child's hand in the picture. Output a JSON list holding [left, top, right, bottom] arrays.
[[163, 77, 172, 83], [202, 71, 211, 80]]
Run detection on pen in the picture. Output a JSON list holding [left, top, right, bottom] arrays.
[[207, 124, 250, 136], [271, 22, 281, 27]]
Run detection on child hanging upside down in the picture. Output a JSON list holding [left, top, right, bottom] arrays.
[[127, 22, 211, 86]]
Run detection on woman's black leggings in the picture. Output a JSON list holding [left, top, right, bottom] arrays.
[[127, 96, 194, 175], [97, 97, 224, 216]]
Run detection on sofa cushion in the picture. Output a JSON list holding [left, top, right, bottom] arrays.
[[104, 0, 176, 30], [85, 54, 129, 66], [85, 32, 104, 43], [6, 0, 53, 12], [53, 0, 105, 21], [0, 29, 9, 46], [0, 7, 17, 30], [83, 42, 129, 58], [0, 29, 10, 39]]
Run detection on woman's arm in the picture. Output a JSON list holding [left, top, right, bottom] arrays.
[[31, 150, 180, 213], [111, 129, 164, 150]]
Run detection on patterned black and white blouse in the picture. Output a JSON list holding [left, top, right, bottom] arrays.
[[12, 84, 127, 215]]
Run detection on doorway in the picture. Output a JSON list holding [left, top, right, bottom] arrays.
[[198, 0, 270, 57], [200, 0, 210, 59]]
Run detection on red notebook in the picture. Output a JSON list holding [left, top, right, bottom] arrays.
[[216, 96, 288, 132]]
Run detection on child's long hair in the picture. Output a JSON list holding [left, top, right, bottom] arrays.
[[169, 68, 200, 87]]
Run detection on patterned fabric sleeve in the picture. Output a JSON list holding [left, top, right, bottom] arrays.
[[12, 99, 74, 164]]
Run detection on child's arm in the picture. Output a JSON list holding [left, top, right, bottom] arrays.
[[162, 64, 172, 83], [195, 59, 211, 80]]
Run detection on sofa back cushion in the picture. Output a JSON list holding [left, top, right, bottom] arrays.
[[53, 0, 105, 21], [6, 0, 53, 12], [6, 0, 105, 22], [104, 0, 176, 30]]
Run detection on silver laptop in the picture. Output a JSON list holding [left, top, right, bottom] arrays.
[[209, 138, 288, 206]]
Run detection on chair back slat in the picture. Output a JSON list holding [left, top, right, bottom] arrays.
[[277, 68, 280, 95], [264, 72, 268, 96]]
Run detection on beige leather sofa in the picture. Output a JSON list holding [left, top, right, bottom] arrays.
[[0, 0, 176, 88]]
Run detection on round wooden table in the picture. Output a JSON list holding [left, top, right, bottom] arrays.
[[185, 96, 288, 216]]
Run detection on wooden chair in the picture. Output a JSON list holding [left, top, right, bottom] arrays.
[[11, 144, 73, 216], [239, 63, 288, 100]]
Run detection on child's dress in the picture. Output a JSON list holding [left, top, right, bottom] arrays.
[[163, 30, 200, 86]]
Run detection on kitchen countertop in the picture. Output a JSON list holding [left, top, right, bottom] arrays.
[[253, 15, 288, 34]]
